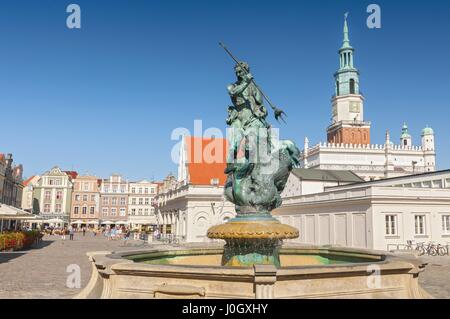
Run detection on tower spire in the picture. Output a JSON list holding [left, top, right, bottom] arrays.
[[328, 13, 370, 146], [342, 12, 351, 48]]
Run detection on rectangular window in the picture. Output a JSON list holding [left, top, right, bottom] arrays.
[[132, 198, 136, 205], [145, 198, 149, 205], [151, 188, 155, 194], [55, 204, 62, 213], [90, 206, 95, 214], [44, 191, 51, 201], [138, 208, 143, 215], [90, 195, 95, 201], [83, 183, 90, 191], [102, 208, 108, 216], [131, 208, 136, 216], [75, 194, 80, 201], [56, 191, 63, 200], [144, 208, 149, 215], [82, 206, 87, 215], [110, 208, 117, 216], [104, 186, 109, 193], [74, 206, 79, 214], [119, 208, 126, 216], [112, 186, 117, 193], [442, 215, 450, 234], [44, 204, 51, 213], [131, 188, 136, 193], [120, 197, 126, 205], [111, 197, 117, 205], [415, 215, 426, 235], [144, 188, 148, 194], [422, 181, 432, 188], [432, 180, 443, 188], [385, 215, 397, 235], [82, 195, 88, 201], [138, 198, 143, 205], [138, 188, 142, 194], [102, 197, 108, 205], [120, 187, 126, 193]]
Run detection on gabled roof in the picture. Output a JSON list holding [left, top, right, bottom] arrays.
[[185, 136, 228, 186], [64, 171, 78, 180], [22, 175, 37, 186], [292, 168, 363, 183]]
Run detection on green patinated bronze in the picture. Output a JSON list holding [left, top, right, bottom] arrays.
[[207, 45, 300, 267]]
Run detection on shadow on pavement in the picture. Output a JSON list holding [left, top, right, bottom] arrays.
[[0, 252, 27, 263], [0, 240, 55, 263]]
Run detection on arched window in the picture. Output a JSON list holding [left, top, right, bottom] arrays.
[[349, 79, 355, 94], [404, 140, 407, 146], [336, 81, 340, 96]]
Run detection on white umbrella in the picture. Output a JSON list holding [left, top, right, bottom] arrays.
[[24, 215, 45, 222], [71, 220, 84, 224], [117, 221, 129, 225], [131, 220, 155, 225], [87, 220, 99, 225], [101, 221, 113, 225], [0, 204, 33, 219], [46, 218, 65, 223]]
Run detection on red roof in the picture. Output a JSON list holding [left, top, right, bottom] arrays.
[[64, 171, 78, 180], [0, 153, 4, 161], [185, 136, 228, 186], [22, 175, 36, 186]]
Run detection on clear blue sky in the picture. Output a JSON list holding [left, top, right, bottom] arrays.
[[1, 0, 449, 181]]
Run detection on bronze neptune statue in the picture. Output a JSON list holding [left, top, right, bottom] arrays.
[[207, 44, 300, 267]]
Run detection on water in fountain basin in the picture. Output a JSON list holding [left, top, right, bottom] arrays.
[[222, 238, 283, 267]]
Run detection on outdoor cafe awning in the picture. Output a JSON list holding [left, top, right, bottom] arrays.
[[130, 220, 156, 225], [23, 215, 45, 223], [0, 204, 34, 220], [45, 218, 65, 224]]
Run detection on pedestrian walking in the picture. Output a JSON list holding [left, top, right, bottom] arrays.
[[69, 226, 75, 240], [61, 227, 66, 240], [82, 227, 86, 236], [123, 229, 131, 246]]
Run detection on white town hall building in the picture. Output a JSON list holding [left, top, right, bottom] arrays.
[[300, 16, 436, 181]]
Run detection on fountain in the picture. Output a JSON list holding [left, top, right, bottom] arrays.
[[77, 50, 431, 299]]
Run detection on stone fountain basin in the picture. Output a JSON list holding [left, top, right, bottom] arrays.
[[76, 243, 431, 299]]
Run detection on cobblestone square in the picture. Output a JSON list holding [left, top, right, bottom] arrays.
[[0, 235, 449, 299], [0, 234, 144, 299]]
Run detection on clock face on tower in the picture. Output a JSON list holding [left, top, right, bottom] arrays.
[[349, 101, 361, 113]]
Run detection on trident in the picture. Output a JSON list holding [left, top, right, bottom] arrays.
[[219, 42, 288, 124]]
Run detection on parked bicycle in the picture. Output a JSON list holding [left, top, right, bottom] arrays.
[[435, 243, 448, 256], [416, 242, 448, 256]]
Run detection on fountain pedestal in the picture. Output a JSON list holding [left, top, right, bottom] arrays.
[[207, 213, 299, 267]]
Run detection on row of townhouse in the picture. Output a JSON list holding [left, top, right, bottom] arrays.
[[23, 167, 159, 229]]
